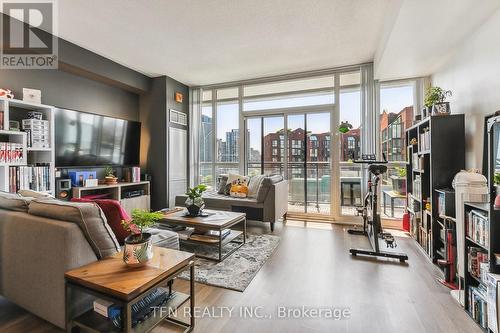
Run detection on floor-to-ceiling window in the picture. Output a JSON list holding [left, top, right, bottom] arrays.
[[199, 90, 214, 189], [339, 71, 362, 216], [196, 66, 384, 221], [378, 80, 419, 222], [215, 88, 240, 180]]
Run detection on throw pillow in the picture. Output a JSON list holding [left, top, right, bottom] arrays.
[[29, 198, 120, 259], [227, 174, 249, 198], [18, 189, 54, 199], [71, 198, 131, 245], [0, 191, 32, 212], [248, 174, 266, 198]]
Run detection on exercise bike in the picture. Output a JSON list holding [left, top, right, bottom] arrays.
[[347, 153, 408, 263]]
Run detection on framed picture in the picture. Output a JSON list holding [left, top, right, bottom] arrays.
[[23, 88, 42, 104], [175, 92, 183, 103]]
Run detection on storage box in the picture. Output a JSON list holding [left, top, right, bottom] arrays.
[[22, 119, 50, 148], [69, 171, 97, 187]]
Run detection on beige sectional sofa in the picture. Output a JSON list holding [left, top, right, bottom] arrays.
[[0, 193, 179, 329]]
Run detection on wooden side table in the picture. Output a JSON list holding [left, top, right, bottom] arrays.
[[65, 247, 195, 333]]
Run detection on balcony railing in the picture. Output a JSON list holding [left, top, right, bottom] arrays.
[[200, 161, 406, 218]]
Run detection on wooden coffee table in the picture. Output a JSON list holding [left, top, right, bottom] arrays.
[[159, 209, 246, 262], [65, 247, 195, 333]]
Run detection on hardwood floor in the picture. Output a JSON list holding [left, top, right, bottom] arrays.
[[0, 220, 480, 333]]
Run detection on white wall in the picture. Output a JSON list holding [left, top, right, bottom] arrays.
[[431, 8, 500, 170]]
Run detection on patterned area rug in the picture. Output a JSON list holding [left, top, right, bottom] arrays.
[[179, 234, 280, 292]]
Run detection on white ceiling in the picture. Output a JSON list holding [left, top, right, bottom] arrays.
[[55, 0, 394, 86], [374, 0, 500, 81], [5, 0, 499, 86]]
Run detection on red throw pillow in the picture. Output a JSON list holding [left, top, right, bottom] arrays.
[[71, 198, 130, 244]]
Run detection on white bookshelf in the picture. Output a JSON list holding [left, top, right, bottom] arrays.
[[0, 98, 55, 195]]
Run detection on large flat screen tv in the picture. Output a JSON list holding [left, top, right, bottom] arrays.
[[55, 108, 141, 167]]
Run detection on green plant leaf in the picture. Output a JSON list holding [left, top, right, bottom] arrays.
[[133, 243, 150, 262]]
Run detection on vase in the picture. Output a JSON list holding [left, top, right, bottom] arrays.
[[432, 102, 450, 115], [185, 196, 205, 216], [104, 176, 118, 185], [123, 232, 153, 267]]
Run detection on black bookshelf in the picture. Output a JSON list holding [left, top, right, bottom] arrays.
[[405, 115, 465, 269], [463, 202, 489, 331], [487, 115, 500, 274]]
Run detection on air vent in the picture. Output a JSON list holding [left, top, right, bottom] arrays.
[[169, 109, 187, 126]]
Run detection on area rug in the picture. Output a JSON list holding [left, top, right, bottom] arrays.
[[178, 234, 280, 292]]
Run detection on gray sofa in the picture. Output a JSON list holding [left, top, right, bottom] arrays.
[[175, 175, 288, 231], [0, 199, 179, 329]]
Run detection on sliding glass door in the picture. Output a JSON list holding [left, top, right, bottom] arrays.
[[245, 112, 331, 215]]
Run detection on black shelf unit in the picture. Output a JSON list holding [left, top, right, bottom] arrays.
[[487, 115, 500, 274], [463, 202, 489, 332], [405, 115, 465, 269]]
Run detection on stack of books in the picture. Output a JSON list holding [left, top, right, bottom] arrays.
[[204, 229, 231, 239], [94, 287, 173, 329]]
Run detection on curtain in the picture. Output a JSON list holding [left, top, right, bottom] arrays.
[[189, 87, 201, 187]]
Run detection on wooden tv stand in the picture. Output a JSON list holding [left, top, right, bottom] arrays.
[[72, 181, 150, 216]]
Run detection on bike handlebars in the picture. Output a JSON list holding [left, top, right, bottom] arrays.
[[353, 153, 388, 164]]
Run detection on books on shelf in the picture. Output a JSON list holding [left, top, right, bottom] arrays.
[[9, 164, 51, 193], [93, 298, 117, 318], [419, 128, 430, 151], [123, 167, 141, 182], [466, 209, 489, 248], [0, 142, 24, 163], [469, 285, 488, 329], [204, 229, 231, 239], [176, 227, 232, 242], [468, 246, 489, 282], [413, 175, 422, 200]]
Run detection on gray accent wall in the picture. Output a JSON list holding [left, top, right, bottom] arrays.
[[1, 12, 190, 209], [0, 69, 140, 121]]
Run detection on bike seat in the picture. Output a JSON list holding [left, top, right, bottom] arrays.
[[368, 164, 387, 175]]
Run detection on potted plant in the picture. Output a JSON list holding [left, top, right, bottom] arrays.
[[121, 209, 163, 266], [104, 166, 118, 185], [424, 86, 452, 116], [185, 184, 207, 216], [391, 167, 407, 194], [495, 172, 500, 209]]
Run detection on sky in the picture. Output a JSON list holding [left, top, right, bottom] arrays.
[[206, 85, 414, 151]]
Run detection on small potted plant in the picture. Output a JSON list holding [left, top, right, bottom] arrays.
[[185, 184, 207, 216], [104, 166, 118, 185], [424, 86, 452, 116], [391, 167, 407, 194], [121, 209, 163, 266], [494, 172, 500, 209]]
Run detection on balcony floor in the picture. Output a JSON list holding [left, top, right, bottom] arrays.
[[287, 203, 405, 220]]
